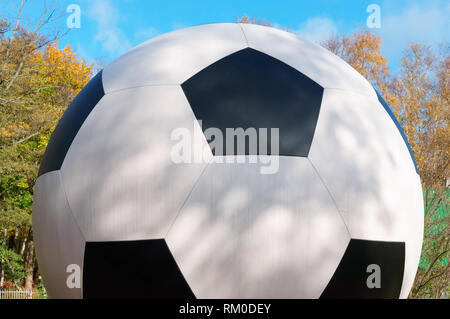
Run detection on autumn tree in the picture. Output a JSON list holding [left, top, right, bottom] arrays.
[[323, 30, 390, 97], [390, 44, 449, 298], [237, 14, 272, 27], [0, 0, 93, 290], [324, 31, 449, 298], [236, 16, 449, 298]]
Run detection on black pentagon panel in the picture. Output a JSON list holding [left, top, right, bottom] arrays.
[[181, 48, 324, 157], [38, 71, 104, 177], [83, 239, 195, 299], [320, 239, 405, 299], [375, 90, 418, 174]]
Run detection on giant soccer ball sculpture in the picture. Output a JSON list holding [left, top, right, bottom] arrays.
[[33, 23, 423, 299]]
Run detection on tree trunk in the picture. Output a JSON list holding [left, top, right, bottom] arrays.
[[24, 229, 34, 290], [12, 229, 18, 252], [1, 228, 7, 288], [20, 234, 27, 256]]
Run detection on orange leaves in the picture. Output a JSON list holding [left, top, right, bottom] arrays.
[[323, 30, 448, 298], [33, 41, 93, 99], [1, 125, 15, 138], [390, 43, 449, 188], [236, 15, 272, 27], [323, 30, 390, 96], [1, 36, 94, 152], [323, 31, 448, 191]]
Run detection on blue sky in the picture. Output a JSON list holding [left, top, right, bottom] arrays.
[[6, 0, 450, 72]]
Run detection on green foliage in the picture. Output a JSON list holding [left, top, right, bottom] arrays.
[[415, 188, 449, 298], [0, 5, 93, 290], [0, 134, 47, 228], [35, 281, 48, 299], [0, 245, 29, 284]]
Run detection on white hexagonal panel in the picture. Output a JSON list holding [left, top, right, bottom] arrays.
[[166, 156, 350, 298]]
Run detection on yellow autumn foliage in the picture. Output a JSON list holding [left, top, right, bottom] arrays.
[[324, 31, 449, 298], [1, 39, 93, 145]]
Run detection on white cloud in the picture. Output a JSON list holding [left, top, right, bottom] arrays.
[[134, 26, 159, 41], [87, 0, 131, 57], [170, 22, 186, 31], [377, 3, 449, 66], [295, 17, 338, 43]]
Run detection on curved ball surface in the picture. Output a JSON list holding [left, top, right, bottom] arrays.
[[33, 23, 423, 299]]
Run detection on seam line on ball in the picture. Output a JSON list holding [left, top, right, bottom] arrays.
[[163, 157, 214, 239], [323, 87, 378, 100], [238, 23, 249, 46], [58, 170, 87, 243], [307, 158, 352, 238], [104, 83, 181, 95]]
